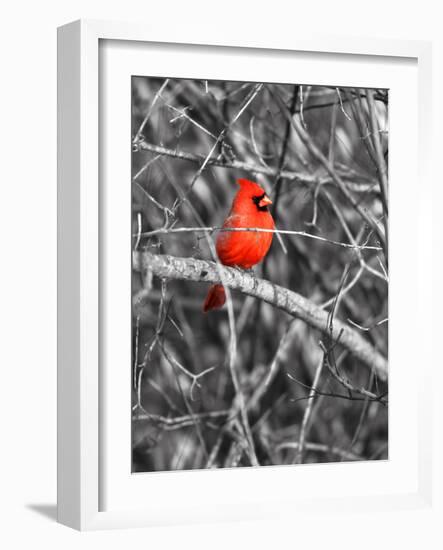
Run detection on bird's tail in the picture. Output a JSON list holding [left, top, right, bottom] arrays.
[[203, 284, 226, 312]]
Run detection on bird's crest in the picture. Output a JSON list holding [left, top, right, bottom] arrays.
[[237, 178, 266, 195]]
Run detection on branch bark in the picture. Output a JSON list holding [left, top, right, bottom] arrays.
[[133, 251, 388, 381]]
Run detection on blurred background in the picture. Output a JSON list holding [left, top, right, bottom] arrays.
[[131, 77, 389, 472]]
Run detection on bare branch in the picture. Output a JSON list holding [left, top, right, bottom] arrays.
[[276, 441, 362, 461], [135, 225, 382, 251], [160, 344, 216, 400], [133, 251, 388, 380], [294, 356, 324, 464], [134, 79, 169, 142], [136, 140, 378, 194], [246, 320, 297, 411], [133, 409, 231, 429], [293, 117, 387, 250], [335, 88, 352, 121], [319, 341, 383, 402], [366, 88, 389, 256], [366, 89, 389, 211], [270, 87, 387, 251]]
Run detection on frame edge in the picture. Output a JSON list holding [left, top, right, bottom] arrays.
[[57, 19, 82, 531], [56, 17, 434, 530]]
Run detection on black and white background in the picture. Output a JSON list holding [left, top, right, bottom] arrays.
[[131, 77, 389, 472]]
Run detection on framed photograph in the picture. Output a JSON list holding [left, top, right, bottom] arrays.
[[57, 19, 433, 530]]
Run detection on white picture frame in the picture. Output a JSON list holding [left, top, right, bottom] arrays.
[[57, 19, 433, 531]]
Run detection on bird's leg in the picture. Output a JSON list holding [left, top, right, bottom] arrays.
[[243, 267, 256, 277], [232, 265, 254, 275]]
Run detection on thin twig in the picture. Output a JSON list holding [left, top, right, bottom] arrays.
[[160, 343, 217, 401], [132, 154, 161, 181], [322, 188, 388, 282], [133, 315, 140, 390], [133, 213, 142, 251], [299, 85, 307, 128], [172, 84, 263, 213], [249, 115, 270, 168], [246, 320, 296, 410], [276, 441, 362, 461], [319, 341, 382, 401], [294, 356, 324, 464], [336, 88, 352, 121], [135, 225, 382, 251], [293, 116, 387, 250], [136, 140, 378, 193], [287, 373, 387, 405], [366, 88, 389, 256], [347, 317, 388, 331], [133, 409, 230, 429], [270, 86, 386, 251], [134, 79, 169, 142]]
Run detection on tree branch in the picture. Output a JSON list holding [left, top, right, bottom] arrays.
[[133, 251, 388, 380], [135, 139, 378, 194]]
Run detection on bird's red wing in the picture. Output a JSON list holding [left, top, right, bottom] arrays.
[[215, 213, 239, 265]]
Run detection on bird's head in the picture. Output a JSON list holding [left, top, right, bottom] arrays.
[[237, 178, 273, 212]]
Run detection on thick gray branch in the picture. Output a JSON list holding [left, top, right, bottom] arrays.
[[133, 251, 388, 381]]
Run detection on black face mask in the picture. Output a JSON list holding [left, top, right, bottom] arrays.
[[252, 193, 269, 212]]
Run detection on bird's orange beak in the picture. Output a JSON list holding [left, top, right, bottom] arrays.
[[259, 195, 272, 208]]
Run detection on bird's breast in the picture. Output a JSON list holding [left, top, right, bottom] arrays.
[[216, 213, 274, 269]]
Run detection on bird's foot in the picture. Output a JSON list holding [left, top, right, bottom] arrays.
[[232, 265, 255, 276]]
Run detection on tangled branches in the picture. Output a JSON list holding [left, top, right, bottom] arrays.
[[131, 77, 389, 471]]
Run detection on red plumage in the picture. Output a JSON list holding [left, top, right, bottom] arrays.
[[203, 178, 275, 312]]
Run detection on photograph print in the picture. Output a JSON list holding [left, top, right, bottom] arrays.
[[131, 76, 388, 472]]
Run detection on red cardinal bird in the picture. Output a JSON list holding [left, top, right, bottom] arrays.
[[203, 178, 274, 312]]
